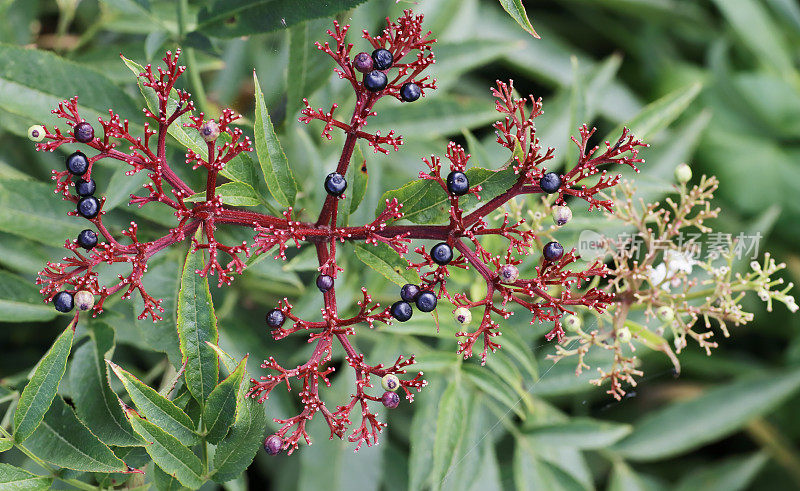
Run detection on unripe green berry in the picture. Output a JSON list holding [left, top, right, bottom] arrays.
[[454, 307, 472, 326], [381, 374, 400, 391], [27, 125, 46, 142], [675, 163, 692, 183], [552, 205, 572, 226], [562, 314, 582, 332], [617, 326, 632, 343], [656, 305, 674, 322], [74, 290, 95, 311]]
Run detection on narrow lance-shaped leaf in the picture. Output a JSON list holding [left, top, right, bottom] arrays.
[[254, 71, 298, 207], [350, 142, 369, 215], [0, 270, 56, 323], [123, 404, 205, 489], [14, 319, 75, 443], [0, 463, 53, 490], [184, 181, 262, 208], [177, 244, 219, 406], [354, 242, 419, 286], [287, 18, 334, 118], [430, 379, 469, 489], [108, 360, 199, 445], [497, 0, 540, 38], [211, 378, 267, 483], [203, 356, 248, 444]]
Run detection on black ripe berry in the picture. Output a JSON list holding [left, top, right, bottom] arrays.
[[371, 48, 393, 70], [363, 70, 388, 92], [77, 229, 98, 250], [381, 390, 400, 409], [446, 171, 469, 196], [324, 172, 347, 197], [430, 242, 453, 265], [264, 435, 282, 456], [543, 241, 564, 262], [400, 82, 421, 102], [77, 196, 100, 219], [390, 301, 413, 322], [76, 178, 96, 197], [400, 283, 420, 302], [66, 152, 89, 176], [73, 122, 94, 143], [53, 291, 74, 313], [353, 52, 373, 73], [539, 172, 562, 194], [416, 291, 437, 312], [266, 308, 286, 328], [316, 274, 334, 292]]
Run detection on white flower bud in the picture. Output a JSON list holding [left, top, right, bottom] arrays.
[[655, 305, 674, 322], [675, 163, 692, 183]]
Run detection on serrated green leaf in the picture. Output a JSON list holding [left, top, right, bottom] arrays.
[[286, 18, 333, 118], [430, 379, 469, 490], [152, 463, 187, 491], [522, 418, 632, 449], [125, 407, 205, 489], [497, 0, 539, 38], [69, 325, 140, 446], [177, 246, 219, 405], [211, 382, 267, 483], [23, 396, 128, 472], [379, 167, 517, 224], [0, 179, 85, 247], [610, 367, 800, 461], [195, 0, 368, 38], [184, 181, 261, 208], [354, 242, 418, 287], [0, 463, 53, 490], [108, 361, 198, 445], [205, 342, 239, 374], [253, 71, 297, 207], [13, 320, 75, 443], [0, 270, 56, 323], [203, 356, 247, 444]]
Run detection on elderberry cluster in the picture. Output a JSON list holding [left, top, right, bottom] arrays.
[[388, 241, 452, 322]]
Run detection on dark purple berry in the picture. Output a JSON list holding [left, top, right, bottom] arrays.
[[363, 70, 388, 92], [75, 178, 96, 197], [73, 122, 94, 143], [381, 390, 400, 409], [446, 171, 469, 196], [416, 291, 437, 312], [353, 52, 373, 73], [400, 82, 421, 102], [543, 241, 564, 262], [430, 242, 453, 265], [324, 172, 347, 197], [266, 308, 286, 328], [316, 274, 334, 292], [53, 291, 74, 313], [400, 284, 420, 302], [264, 435, 283, 455], [77, 196, 100, 219], [66, 151, 89, 176], [390, 301, 412, 322], [539, 172, 562, 194], [371, 48, 393, 70], [77, 229, 98, 250]]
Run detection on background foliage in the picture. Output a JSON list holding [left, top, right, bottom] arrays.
[[1, 0, 799, 489]]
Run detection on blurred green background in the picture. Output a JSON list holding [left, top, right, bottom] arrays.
[[1, 0, 800, 489]]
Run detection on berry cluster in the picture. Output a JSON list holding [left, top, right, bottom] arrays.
[[31, 11, 647, 454]]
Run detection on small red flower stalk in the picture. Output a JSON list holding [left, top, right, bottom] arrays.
[[32, 11, 648, 454]]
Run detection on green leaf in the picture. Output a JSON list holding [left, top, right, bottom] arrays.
[[354, 242, 418, 287], [430, 379, 469, 489], [611, 368, 800, 461], [184, 181, 261, 208], [0, 45, 139, 131], [69, 325, 140, 446], [152, 463, 187, 491], [513, 436, 588, 491], [497, 0, 540, 38], [108, 361, 199, 445], [13, 320, 75, 443], [0, 463, 53, 490], [124, 407, 205, 489], [23, 397, 128, 472], [0, 179, 85, 247], [675, 452, 768, 491], [522, 418, 632, 449], [253, 71, 297, 207], [177, 246, 219, 405], [195, 0, 367, 38], [211, 381, 267, 483], [349, 142, 368, 215], [0, 270, 56, 323], [605, 82, 703, 142], [607, 460, 665, 491], [205, 342, 239, 374], [370, 95, 500, 139], [409, 379, 442, 490], [462, 364, 525, 420], [379, 167, 517, 224], [202, 356, 247, 444], [0, 439, 11, 453], [286, 18, 333, 118]]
